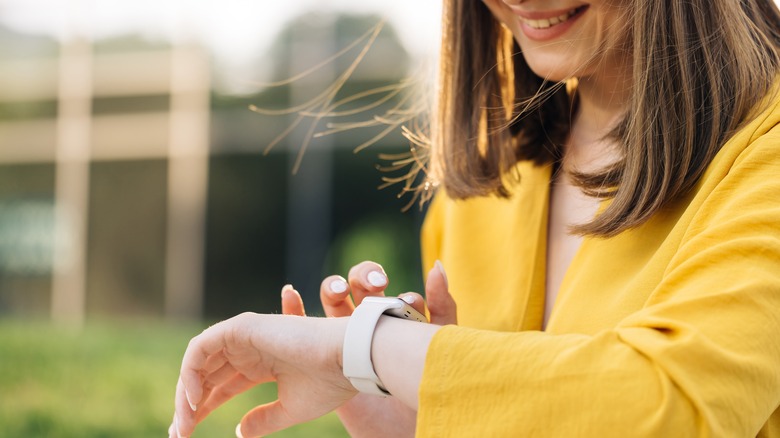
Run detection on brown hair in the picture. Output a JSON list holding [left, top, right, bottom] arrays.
[[429, 0, 780, 236]]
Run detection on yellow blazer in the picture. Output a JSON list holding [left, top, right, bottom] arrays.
[[418, 94, 780, 436]]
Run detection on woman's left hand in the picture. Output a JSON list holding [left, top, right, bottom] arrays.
[[168, 312, 356, 438]]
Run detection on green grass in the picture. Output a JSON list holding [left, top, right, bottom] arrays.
[[0, 319, 348, 438]]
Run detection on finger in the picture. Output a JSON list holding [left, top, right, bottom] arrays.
[[195, 351, 229, 408], [237, 400, 306, 438], [172, 414, 182, 438], [200, 360, 240, 402], [347, 261, 389, 306], [196, 373, 256, 423], [175, 377, 195, 437], [320, 275, 355, 317], [179, 318, 241, 416], [281, 284, 306, 316], [426, 260, 457, 325], [201, 350, 228, 376], [335, 395, 416, 437], [397, 292, 427, 318]]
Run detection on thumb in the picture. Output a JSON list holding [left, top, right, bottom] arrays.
[[426, 260, 457, 325], [236, 400, 294, 438], [281, 284, 306, 316]]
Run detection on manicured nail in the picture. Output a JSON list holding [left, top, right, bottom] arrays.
[[367, 271, 387, 287], [185, 388, 196, 412], [235, 423, 244, 438], [401, 295, 415, 305], [330, 278, 348, 294], [280, 284, 294, 298], [435, 260, 448, 287]]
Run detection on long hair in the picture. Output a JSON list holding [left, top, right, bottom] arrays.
[[430, 0, 780, 236]]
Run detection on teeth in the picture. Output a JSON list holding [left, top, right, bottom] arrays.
[[521, 8, 579, 30], [536, 18, 552, 29]]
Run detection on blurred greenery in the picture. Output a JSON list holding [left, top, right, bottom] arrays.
[[0, 320, 348, 437]]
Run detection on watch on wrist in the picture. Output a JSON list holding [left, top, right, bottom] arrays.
[[342, 296, 428, 396]]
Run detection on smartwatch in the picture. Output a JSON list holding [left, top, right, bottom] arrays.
[[342, 297, 428, 396]]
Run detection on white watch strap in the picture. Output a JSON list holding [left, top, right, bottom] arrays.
[[342, 297, 425, 397]]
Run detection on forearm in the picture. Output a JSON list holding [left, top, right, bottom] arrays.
[[369, 316, 443, 410]]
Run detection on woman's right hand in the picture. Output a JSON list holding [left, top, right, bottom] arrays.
[[281, 260, 456, 438]]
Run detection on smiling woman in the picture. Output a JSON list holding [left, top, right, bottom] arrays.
[[169, 0, 780, 436]]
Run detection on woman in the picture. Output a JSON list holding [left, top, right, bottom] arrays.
[[170, 0, 780, 436]]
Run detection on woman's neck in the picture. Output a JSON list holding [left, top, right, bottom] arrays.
[[566, 70, 631, 173], [574, 71, 630, 137]]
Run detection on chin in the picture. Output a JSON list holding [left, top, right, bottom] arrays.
[[523, 58, 579, 83], [518, 43, 585, 82]]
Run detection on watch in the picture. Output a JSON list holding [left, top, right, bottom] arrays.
[[342, 296, 428, 396]]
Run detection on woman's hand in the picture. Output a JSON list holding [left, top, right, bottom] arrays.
[[282, 260, 456, 438], [306, 260, 456, 325], [168, 312, 356, 438]]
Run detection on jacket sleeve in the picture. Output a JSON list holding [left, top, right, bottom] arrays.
[[416, 135, 780, 436]]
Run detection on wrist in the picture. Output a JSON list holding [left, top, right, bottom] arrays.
[[331, 317, 349, 372], [320, 316, 359, 397], [371, 316, 442, 409], [321, 316, 349, 372], [342, 297, 427, 396]]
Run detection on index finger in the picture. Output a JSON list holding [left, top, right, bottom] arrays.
[[347, 261, 389, 306], [320, 275, 355, 317]]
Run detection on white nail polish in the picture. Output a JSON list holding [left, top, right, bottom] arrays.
[[185, 388, 197, 412], [330, 278, 348, 293], [435, 260, 448, 287], [235, 423, 244, 438], [367, 271, 387, 287], [401, 295, 415, 304]]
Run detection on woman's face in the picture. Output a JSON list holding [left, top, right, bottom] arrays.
[[484, 0, 629, 82]]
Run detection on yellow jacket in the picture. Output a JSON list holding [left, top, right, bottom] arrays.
[[418, 94, 780, 436]]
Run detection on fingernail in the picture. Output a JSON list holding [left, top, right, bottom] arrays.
[[185, 388, 196, 412], [367, 271, 387, 287], [330, 278, 348, 294], [435, 260, 448, 287], [235, 423, 245, 438], [401, 295, 415, 305]]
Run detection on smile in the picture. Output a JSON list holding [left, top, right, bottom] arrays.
[[518, 6, 587, 30]]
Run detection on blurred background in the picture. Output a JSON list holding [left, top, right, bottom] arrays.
[[0, 0, 440, 436]]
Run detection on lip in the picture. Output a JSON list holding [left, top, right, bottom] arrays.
[[511, 5, 589, 42]]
